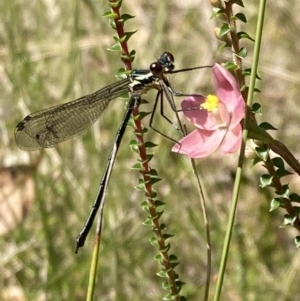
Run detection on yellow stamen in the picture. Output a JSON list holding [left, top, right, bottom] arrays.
[[201, 94, 219, 113]]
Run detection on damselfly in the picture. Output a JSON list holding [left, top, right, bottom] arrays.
[[15, 52, 211, 252]]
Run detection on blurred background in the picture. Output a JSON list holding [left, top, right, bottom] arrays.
[[1, 1, 300, 300]]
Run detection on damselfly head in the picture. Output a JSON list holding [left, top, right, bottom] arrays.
[[149, 62, 163, 77]]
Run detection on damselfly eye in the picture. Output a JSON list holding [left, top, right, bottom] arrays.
[[162, 52, 174, 63], [150, 62, 163, 76], [158, 52, 175, 72]]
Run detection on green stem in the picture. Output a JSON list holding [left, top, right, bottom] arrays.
[[213, 1, 267, 300]]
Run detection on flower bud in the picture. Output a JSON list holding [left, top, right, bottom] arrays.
[[210, 0, 223, 8], [214, 27, 232, 46]]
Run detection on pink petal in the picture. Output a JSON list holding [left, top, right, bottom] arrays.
[[213, 64, 240, 107], [213, 64, 245, 129], [228, 94, 245, 129], [181, 96, 220, 130], [171, 129, 226, 158], [213, 64, 245, 114], [220, 124, 243, 154], [217, 101, 230, 126]]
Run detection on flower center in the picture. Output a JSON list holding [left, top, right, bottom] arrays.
[[201, 94, 230, 128], [200, 94, 219, 113]]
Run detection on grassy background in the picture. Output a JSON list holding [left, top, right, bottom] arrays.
[[1, 0, 300, 300]]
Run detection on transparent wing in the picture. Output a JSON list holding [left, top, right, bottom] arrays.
[[15, 78, 130, 151]]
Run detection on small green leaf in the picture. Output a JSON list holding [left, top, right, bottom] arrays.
[[294, 236, 300, 248], [254, 87, 261, 93], [129, 49, 136, 58], [219, 23, 231, 36], [237, 47, 247, 59], [120, 30, 138, 42], [154, 254, 163, 261], [107, 0, 122, 8], [127, 119, 134, 127], [146, 154, 154, 162], [120, 53, 135, 62], [108, 19, 116, 30], [224, 61, 237, 70], [149, 168, 158, 176], [270, 198, 283, 211], [255, 144, 270, 161], [163, 233, 174, 240], [242, 68, 251, 76], [149, 190, 157, 198], [272, 157, 284, 168], [117, 35, 126, 43], [175, 280, 186, 288], [102, 11, 118, 19], [169, 254, 179, 262], [112, 36, 120, 43], [157, 269, 167, 278], [119, 13, 135, 23], [242, 68, 261, 79], [138, 111, 151, 119], [143, 218, 152, 226], [155, 210, 164, 220], [160, 243, 170, 252], [163, 293, 174, 300], [115, 69, 130, 80], [233, 0, 245, 7], [131, 162, 142, 170], [260, 174, 273, 188], [129, 140, 139, 152], [252, 103, 262, 115], [145, 141, 158, 148], [141, 127, 149, 134], [294, 207, 300, 215], [149, 177, 162, 185], [237, 31, 255, 42], [282, 214, 297, 227], [162, 281, 172, 290], [233, 13, 247, 23], [140, 200, 148, 207], [155, 200, 166, 207], [276, 168, 293, 178], [290, 193, 300, 203], [276, 184, 290, 198], [116, 67, 129, 75], [259, 122, 277, 131], [130, 145, 139, 153], [129, 139, 138, 146], [107, 43, 121, 52], [159, 223, 166, 230], [211, 8, 226, 18], [150, 236, 158, 246], [135, 179, 146, 190], [219, 42, 231, 51], [140, 98, 149, 104]]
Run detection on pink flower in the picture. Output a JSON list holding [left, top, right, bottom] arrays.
[[172, 63, 245, 158]]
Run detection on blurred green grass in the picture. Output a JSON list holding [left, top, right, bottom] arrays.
[[1, 1, 300, 300]]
